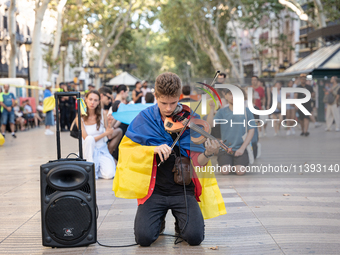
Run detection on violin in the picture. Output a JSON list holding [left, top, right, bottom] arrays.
[[164, 104, 234, 155]]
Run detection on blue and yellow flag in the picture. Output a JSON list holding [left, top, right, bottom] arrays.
[[112, 104, 226, 219]]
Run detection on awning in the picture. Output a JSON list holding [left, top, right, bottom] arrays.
[[107, 72, 141, 86], [276, 43, 340, 78]]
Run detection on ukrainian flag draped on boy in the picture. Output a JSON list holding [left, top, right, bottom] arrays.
[[112, 103, 226, 219]]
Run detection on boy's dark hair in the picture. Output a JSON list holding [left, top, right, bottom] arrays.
[[145, 92, 155, 103], [155, 72, 182, 98], [182, 85, 191, 96], [98, 86, 112, 95], [252, 75, 259, 80], [219, 73, 226, 78]]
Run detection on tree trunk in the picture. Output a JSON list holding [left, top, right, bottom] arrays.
[[231, 17, 244, 84], [98, 1, 133, 67], [30, 0, 50, 84], [192, 23, 224, 72], [313, 0, 326, 28], [47, 0, 67, 82], [207, 18, 241, 80], [8, 0, 17, 78]]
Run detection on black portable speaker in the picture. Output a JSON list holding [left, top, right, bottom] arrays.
[[40, 92, 97, 248]]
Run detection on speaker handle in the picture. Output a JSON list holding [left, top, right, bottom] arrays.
[[55, 92, 83, 160]]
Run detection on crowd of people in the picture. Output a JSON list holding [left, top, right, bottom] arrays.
[[1, 73, 339, 178]]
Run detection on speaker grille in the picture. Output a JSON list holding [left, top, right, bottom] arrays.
[[80, 183, 91, 194], [46, 196, 91, 243], [46, 185, 57, 196]]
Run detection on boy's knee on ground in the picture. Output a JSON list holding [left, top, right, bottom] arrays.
[[182, 230, 204, 246], [135, 230, 158, 247]]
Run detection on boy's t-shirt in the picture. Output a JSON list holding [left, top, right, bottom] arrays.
[[213, 106, 255, 151], [0, 92, 16, 112]]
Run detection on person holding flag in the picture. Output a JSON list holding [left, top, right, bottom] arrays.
[[113, 72, 226, 246]]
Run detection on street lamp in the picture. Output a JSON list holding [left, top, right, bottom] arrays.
[[89, 59, 94, 67], [283, 58, 289, 68], [262, 68, 269, 78], [269, 69, 276, 78], [24, 39, 32, 97], [84, 59, 97, 85], [279, 64, 286, 73]]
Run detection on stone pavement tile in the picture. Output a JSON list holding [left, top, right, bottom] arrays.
[[247, 205, 340, 213], [245, 201, 340, 208], [265, 225, 340, 234], [258, 217, 340, 227], [280, 243, 340, 255]]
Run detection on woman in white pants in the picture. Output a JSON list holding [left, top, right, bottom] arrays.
[[78, 90, 116, 179]]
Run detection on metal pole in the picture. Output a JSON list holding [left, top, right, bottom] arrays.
[[27, 52, 31, 97]]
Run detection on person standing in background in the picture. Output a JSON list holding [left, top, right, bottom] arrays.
[[132, 81, 143, 104], [325, 76, 340, 132], [296, 74, 314, 137], [286, 80, 296, 135], [43, 85, 54, 135], [141, 80, 151, 104], [0, 84, 16, 138]]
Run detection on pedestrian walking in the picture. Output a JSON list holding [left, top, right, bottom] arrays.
[[325, 76, 340, 131]]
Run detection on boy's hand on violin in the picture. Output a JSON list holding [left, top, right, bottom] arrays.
[[235, 147, 245, 157], [154, 144, 172, 162], [204, 138, 220, 155]]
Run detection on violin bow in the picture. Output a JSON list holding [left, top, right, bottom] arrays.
[[158, 71, 220, 167]]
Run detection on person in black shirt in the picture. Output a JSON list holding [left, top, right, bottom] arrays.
[[295, 73, 314, 136], [59, 83, 70, 131], [132, 81, 143, 103]]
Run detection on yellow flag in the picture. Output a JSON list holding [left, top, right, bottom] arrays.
[[77, 98, 87, 116]]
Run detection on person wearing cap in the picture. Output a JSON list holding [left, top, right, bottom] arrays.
[[295, 74, 314, 136], [88, 84, 95, 91]]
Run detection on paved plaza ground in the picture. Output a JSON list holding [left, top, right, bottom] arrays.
[[1, 124, 340, 255]]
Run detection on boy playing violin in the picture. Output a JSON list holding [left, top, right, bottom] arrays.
[[113, 72, 227, 246]]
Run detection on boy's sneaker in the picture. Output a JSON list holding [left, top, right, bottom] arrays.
[[2, 133, 5, 138], [12, 133, 16, 138], [286, 130, 291, 136]]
